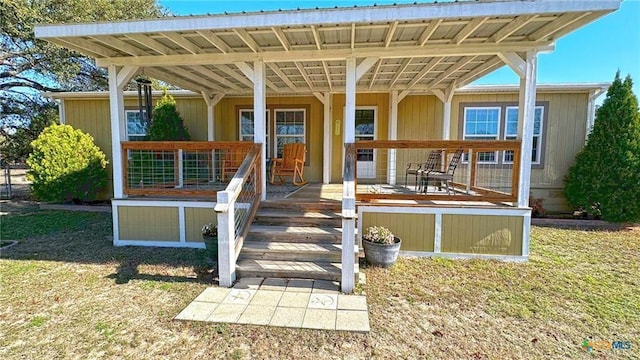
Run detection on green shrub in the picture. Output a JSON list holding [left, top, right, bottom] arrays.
[[563, 72, 640, 222], [26, 124, 108, 202], [147, 90, 191, 141]]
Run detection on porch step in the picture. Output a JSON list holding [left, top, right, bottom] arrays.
[[254, 209, 343, 227], [236, 259, 358, 282], [247, 225, 343, 243], [259, 200, 341, 212], [239, 241, 359, 262]]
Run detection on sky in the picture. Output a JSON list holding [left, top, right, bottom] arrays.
[[158, 0, 640, 103]]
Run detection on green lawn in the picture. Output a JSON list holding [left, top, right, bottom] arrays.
[[1, 205, 638, 359]]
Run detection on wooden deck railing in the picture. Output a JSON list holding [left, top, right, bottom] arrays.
[[121, 141, 253, 197], [214, 144, 262, 287], [354, 140, 521, 203]]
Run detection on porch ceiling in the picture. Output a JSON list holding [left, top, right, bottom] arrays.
[[35, 0, 620, 96]]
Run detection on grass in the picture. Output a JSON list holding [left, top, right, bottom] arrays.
[[1, 205, 639, 359]]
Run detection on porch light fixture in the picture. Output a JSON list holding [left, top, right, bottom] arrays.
[[135, 75, 153, 128]]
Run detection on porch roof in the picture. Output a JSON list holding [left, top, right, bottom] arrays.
[[34, 0, 620, 96]]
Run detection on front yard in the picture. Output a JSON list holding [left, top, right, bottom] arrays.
[[1, 203, 638, 359]]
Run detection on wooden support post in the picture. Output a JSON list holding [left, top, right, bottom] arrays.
[[387, 91, 399, 185], [342, 143, 356, 294], [322, 92, 332, 184], [517, 51, 537, 209], [253, 60, 267, 201]]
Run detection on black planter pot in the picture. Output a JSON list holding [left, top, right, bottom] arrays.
[[202, 235, 218, 261], [362, 237, 402, 268]]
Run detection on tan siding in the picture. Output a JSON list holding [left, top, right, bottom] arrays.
[[175, 98, 208, 141], [185, 207, 217, 242], [441, 214, 523, 255], [361, 212, 435, 252], [216, 96, 324, 182], [118, 206, 179, 241]]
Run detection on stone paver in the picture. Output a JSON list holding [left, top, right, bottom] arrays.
[[238, 305, 276, 325], [175, 301, 217, 321], [278, 292, 310, 308], [269, 307, 306, 328], [194, 287, 230, 303], [337, 295, 368, 311], [175, 278, 369, 332], [336, 310, 370, 332], [303, 309, 336, 330], [308, 294, 338, 310], [207, 303, 246, 323]]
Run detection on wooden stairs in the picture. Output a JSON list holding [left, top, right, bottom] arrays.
[[236, 200, 359, 282]]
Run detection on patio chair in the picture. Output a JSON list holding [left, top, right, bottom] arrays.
[[270, 143, 308, 186], [221, 148, 247, 181], [405, 150, 443, 191], [423, 148, 463, 195]]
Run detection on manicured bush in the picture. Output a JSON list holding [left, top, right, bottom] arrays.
[[26, 124, 108, 202], [563, 72, 640, 222], [147, 90, 191, 141]]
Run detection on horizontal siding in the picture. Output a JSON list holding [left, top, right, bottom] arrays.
[[185, 207, 217, 243], [118, 206, 179, 241], [361, 212, 435, 252], [441, 214, 523, 255]]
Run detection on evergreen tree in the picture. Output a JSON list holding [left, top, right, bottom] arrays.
[[563, 72, 640, 222], [147, 90, 191, 140]]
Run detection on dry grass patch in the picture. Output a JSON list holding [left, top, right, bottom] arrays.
[[1, 205, 639, 359]]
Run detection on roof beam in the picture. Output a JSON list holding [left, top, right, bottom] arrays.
[[92, 36, 143, 56], [311, 26, 322, 50], [356, 57, 379, 81], [428, 56, 476, 88], [455, 57, 504, 88], [388, 58, 413, 87], [322, 61, 333, 91], [267, 63, 298, 92], [145, 68, 210, 94], [418, 19, 442, 46], [452, 17, 488, 44], [490, 15, 537, 43], [125, 34, 172, 55], [191, 65, 243, 91], [497, 52, 526, 78], [196, 30, 232, 53], [201, 92, 224, 107], [233, 29, 261, 52], [95, 41, 554, 67], [49, 38, 116, 58], [170, 66, 224, 90], [161, 32, 201, 54], [368, 59, 382, 90], [405, 57, 443, 90], [294, 62, 314, 90], [271, 27, 291, 51], [528, 12, 593, 41], [384, 22, 399, 47], [234, 62, 255, 82], [116, 66, 139, 88], [217, 64, 253, 88]]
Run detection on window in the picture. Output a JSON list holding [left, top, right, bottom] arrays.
[[463, 107, 501, 163], [274, 109, 305, 158], [355, 108, 376, 161], [504, 106, 544, 164], [239, 110, 270, 158], [125, 109, 148, 140]]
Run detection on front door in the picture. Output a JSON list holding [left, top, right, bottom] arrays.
[[355, 107, 376, 179]]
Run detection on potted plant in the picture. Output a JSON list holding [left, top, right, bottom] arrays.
[[201, 223, 218, 262], [362, 226, 401, 268]]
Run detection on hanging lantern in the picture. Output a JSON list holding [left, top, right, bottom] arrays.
[[135, 75, 153, 130]]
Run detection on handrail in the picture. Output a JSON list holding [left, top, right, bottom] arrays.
[[354, 140, 521, 203], [215, 143, 262, 287]]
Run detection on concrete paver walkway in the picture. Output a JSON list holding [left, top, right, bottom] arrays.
[[175, 277, 369, 332]]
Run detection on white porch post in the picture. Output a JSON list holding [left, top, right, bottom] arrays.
[[253, 60, 267, 201], [322, 92, 333, 184], [342, 56, 357, 294], [108, 65, 138, 199], [517, 51, 537, 209], [433, 85, 455, 140], [387, 91, 399, 185], [207, 103, 215, 141]]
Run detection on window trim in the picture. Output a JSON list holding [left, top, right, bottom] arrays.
[[458, 101, 549, 168], [503, 105, 545, 165], [462, 106, 501, 164]]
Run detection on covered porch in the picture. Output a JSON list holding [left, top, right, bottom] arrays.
[[35, 0, 620, 293]]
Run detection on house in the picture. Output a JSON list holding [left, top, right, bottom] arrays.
[[35, 0, 621, 293]]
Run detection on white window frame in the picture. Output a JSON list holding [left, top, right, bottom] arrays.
[[239, 109, 270, 158], [125, 109, 148, 141], [503, 106, 545, 165], [462, 106, 501, 164], [273, 108, 306, 158]]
